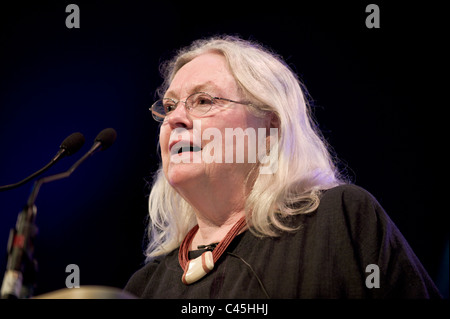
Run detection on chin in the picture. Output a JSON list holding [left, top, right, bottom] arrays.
[[164, 162, 204, 188]]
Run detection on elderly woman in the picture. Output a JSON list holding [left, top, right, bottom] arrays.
[[125, 36, 441, 298]]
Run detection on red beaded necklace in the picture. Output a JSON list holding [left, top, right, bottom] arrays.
[[178, 216, 247, 285]]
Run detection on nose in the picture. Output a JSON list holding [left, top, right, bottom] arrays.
[[166, 100, 192, 129]]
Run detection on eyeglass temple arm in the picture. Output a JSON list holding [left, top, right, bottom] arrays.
[[150, 108, 166, 119], [214, 97, 252, 107]]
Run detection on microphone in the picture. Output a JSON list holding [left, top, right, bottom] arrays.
[[0, 132, 85, 192], [0, 128, 117, 299], [27, 128, 117, 207]]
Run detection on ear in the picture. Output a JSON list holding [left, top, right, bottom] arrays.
[[265, 112, 280, 152], [268, 111, 280, 129]]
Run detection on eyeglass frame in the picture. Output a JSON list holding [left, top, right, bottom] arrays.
[[149, 91, 254, 122]]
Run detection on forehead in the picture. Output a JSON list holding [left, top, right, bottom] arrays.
[[165, 52, 238, 98]]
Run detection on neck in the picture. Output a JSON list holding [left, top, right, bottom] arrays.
[[173, 166, 257, 250], [191, 210, 246, 250]]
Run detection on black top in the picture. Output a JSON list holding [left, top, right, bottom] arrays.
[[124, 184, 442, 298]]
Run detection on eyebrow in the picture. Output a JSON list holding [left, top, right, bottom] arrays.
[[164, 81, 221, 99]]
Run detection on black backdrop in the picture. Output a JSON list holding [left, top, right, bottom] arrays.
[[0, 0, 447, 298]]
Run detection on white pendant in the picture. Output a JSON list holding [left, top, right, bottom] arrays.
[[182, 251, 214, 285]]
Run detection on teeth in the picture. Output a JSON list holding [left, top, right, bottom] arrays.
[[171, 141, 202, 155], [178, 146, 202, 154]]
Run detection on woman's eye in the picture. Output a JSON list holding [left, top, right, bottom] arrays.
[[164, 104, 176, 113], [198, 98, 210, 105], [193, 95, 213, 107]]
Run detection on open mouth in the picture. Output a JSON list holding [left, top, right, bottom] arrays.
[[170, 139, 203, 155], [177, 146, 202, 154]]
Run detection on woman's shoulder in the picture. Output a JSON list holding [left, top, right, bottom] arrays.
[[123, 260, 159, 296], [315, 183, 390, 233], [124, 249, 177, 296], [321, 183, 378, 203], [319, 184, 383, 215]]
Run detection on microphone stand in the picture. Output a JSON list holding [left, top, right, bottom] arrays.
[[1, 204, 38, 298], [0, 141, 103, 298]]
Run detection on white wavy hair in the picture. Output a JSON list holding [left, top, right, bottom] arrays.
[[144, 35, 345, 262]]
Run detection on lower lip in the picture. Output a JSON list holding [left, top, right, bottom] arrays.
[[170, 151, 202, 162]]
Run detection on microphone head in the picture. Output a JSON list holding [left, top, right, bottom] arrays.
[[60, 132, 85, 156], [95, 128, 117, 151]]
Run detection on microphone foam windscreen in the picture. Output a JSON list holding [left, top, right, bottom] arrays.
[[60, 132, 85, 156], [95, 128, 117, 150]]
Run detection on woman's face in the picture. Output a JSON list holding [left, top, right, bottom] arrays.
[[159, 52, 268, 195]]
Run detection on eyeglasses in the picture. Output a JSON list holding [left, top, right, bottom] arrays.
[[149, 91, 253, 122]]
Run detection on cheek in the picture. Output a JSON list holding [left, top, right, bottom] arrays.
[[159, 126, 170, 158]]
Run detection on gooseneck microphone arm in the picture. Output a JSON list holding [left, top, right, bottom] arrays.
[[27, 137, 103, 206], [27, 127, 116, 205], [0, 128, 117, 299], [0, 132, 85, 192]]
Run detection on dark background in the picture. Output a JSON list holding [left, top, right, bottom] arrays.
[[0, 0, 447, 298]]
